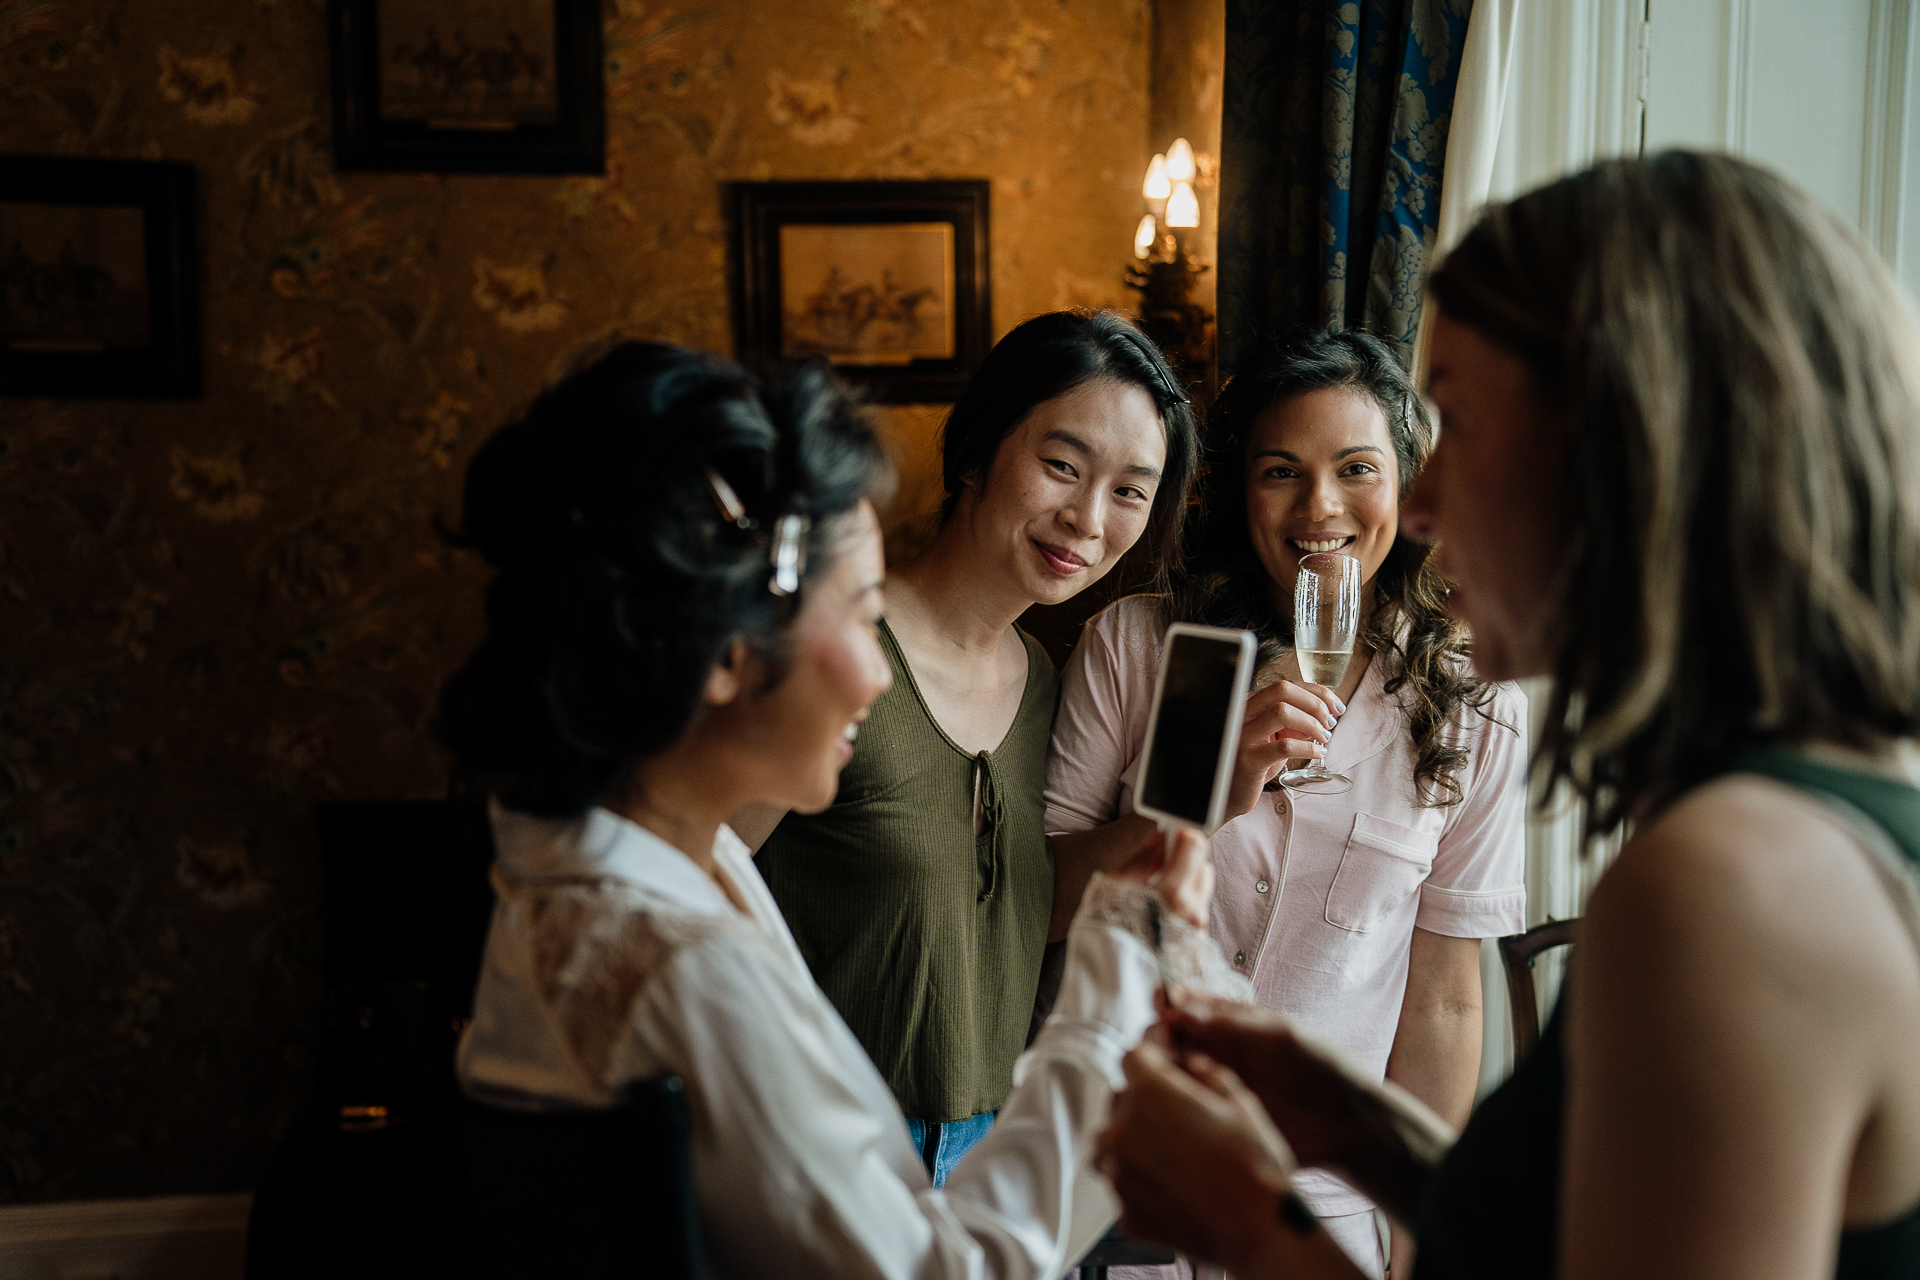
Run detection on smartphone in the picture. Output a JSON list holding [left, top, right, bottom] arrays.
[[1134, 623, 1259, 835]]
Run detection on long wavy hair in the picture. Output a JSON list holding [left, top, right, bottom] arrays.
[[1168, 327, 1494, 806], [1429, 150, 1920, 837]]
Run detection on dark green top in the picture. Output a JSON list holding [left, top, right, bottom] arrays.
[[1415, 749, 1920, 1280], [757, 621, 1058, 1122]]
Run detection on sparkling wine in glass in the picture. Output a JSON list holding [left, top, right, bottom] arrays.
[[1279, 552, 1361, 795]]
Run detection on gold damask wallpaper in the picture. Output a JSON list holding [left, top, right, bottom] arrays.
[[0, 0, 1150, 1201]]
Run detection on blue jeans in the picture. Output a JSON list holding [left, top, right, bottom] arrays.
[[903, 1111, 995, 1187]]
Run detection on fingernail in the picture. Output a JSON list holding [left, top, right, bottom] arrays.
[[1332, 697, 1347, 714], [1325, 716, 1337, 730]]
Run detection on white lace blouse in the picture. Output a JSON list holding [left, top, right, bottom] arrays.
[[456, 805, 1246, 1280]]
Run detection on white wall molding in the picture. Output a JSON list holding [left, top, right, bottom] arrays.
[[1905, 1, 1920, 300], [1862, 0, 1915, 271], [1722, 0, 1752, 151], [0, 1193, 248, 1280]]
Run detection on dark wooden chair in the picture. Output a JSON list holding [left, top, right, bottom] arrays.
[[247, 801, 498, 1280], [1497, 918, 1579, 1061], [461, 1076, 702, 1280], [1076, 1225, 1178, 1278]]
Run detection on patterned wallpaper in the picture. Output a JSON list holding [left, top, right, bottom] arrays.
[[0, 0, 1149, 1202]]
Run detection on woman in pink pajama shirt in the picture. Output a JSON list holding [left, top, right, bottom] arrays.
[[1045, 329, 1528, 1280]]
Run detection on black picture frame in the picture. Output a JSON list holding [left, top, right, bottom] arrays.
[[729, 180, 991, 404], [0, 155, 200, 400], [328, 0, 604, 175]]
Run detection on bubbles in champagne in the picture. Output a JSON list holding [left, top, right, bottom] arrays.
[[1297, 649, 1350, 687]]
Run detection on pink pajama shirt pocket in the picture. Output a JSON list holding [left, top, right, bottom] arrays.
[[1324, 812, 1439, 933]]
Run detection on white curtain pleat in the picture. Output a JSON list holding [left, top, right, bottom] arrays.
[[1476, 680, 1625, 1098], [1406, 0, 1531, 1099], [1412, 0, 1516, 386], [1416, 0, 1628, 1098]]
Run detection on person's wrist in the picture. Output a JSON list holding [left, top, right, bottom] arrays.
[[1218, 1191, 1318, 1279], [1218, 1219, 1292, 1279], [1327, 1126, 1394, 1197], [1211, 1155, 1296, 1272]]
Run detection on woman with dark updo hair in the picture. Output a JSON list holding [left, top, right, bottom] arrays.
[[445, 340, 1227, 1278]]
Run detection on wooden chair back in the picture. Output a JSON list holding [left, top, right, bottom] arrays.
[[461, 1076, 701, 1280], [1497, 919, 1578, 1062]]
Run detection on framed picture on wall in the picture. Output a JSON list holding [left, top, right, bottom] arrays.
[[0, 155, 200, 399], [729, 181, 991, 404], [328, 0, 604, 174]]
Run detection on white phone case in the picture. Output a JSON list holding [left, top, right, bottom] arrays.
[[1133, 622, 1258, 836]]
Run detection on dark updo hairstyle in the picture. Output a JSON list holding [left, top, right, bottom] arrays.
[[938, 309, 1200, 593], [1169, 326, 1494, 806], [438, 341, 888, 820]]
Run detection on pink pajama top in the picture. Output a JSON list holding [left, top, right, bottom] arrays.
[[1045, 596, 1529, 1218]]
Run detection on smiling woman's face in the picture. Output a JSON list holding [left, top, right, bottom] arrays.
[[1243, 386, 1400, 610], [961, 377, 1168, 608], [738, 501, 893, 813]]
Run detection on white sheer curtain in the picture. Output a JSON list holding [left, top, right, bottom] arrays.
[[1419, 0, 1635, 1097]]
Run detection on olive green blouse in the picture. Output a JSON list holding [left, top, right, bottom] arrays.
[[757, 620, 1058, 1122]]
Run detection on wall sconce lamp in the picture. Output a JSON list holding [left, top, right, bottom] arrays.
[[1164, 181, 1199, 229], [1126, 136, 1214, 398], [1143, 153, 1171, 200], [1133, 213, 1158, 259], [1165, 137, 1195, 183]]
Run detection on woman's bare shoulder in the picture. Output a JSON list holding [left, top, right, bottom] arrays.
[[1568, 773, 1920, 1231], [1583, 773, 1916, 1028]]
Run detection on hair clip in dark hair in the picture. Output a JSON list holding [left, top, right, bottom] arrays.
[[1153, 362, 1191, 406], [707, 467, 807, 596], [768, 513, 809, 597], [704, 467, 757, 530]]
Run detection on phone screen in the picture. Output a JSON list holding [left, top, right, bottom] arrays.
[[1139, 632, 1246, 827]]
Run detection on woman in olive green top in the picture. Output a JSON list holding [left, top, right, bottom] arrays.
[[743, 310, 1199, 1184]]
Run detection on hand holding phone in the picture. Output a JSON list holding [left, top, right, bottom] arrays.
[[1134, 624, 1259, 836]]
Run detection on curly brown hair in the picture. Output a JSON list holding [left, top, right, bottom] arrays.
[[1166, 327, 1496, 806]]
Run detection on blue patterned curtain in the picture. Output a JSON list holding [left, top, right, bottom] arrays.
[[1219, 0, 1473, 370]]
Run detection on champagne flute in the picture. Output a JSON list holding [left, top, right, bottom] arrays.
[[1278, 552, 1361, 795]]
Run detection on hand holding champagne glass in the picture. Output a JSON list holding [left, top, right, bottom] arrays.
[[1279, 553, 1361, 795]]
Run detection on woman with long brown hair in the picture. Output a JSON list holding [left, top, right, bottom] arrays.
[[1099, 150, 1920, 1280], [1047, 328, 1527, 1278]]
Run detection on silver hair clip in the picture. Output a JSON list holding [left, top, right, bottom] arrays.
[[704, 467, 757, 530], [1152, 363, 1191, 406], [706, 467, 806, 596], [768, 513, 809, 597]]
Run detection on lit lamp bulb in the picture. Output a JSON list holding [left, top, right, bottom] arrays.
[[1133, 213, 1157, 259], [1143, 153, 1171, 200], [1166, 137, 1196, 183], [1165, 181, 1199, 229]]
